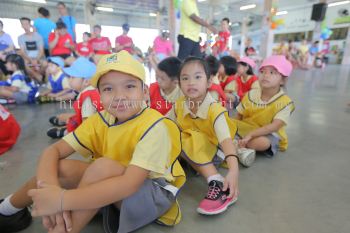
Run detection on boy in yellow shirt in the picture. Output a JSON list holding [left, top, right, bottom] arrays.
[[0, 51, 186, 233], [234, 55, 295, 167]]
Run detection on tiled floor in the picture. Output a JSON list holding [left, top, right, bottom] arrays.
[[1, 65, 350, 233]]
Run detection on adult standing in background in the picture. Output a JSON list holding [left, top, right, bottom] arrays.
[[0, 20, 16, 76], [57, 1, 76, 42], [115, 23, 134, 54], [153, 30, 175, 61], [89, 24, 111, 63], [177, 0, 217, 60], [33, 7, 56, 57], [18, 17, 45, 82]]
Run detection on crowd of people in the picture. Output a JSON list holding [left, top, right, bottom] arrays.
[[0, 1, 298, 233]]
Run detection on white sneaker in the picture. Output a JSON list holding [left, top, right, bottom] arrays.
[[237, 148, 256, 167]]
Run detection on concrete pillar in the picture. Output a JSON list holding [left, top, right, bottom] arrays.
[[83, 0, 96, 32], [341, 26, 350, 65], [168, 0, 179, 53], [240, 18, 248, 57], [259, 0, 278, 58]]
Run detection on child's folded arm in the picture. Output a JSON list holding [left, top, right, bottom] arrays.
[[64, 165, 149, 211], [36, 140, 75, 187], [248, 119, 285, 139]]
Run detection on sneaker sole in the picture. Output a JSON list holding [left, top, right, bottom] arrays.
[[196, 197, 238, 215], [241, 151, 256, 167]]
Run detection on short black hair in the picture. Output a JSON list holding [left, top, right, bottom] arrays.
[[38, 7, 50, 17], [205, 55, 219, 76], [56, 21, 67, 29], [94, 24, 101, 30], [57, 1, 66, 7], [178, 56, 210, 81], [83, 32, 91, 37], [219, 56, 237, 76], [238, 61, 254, 75], [222, 17, 230, 24], [20, 17, 31, 23], [157, 57, 182, 81]]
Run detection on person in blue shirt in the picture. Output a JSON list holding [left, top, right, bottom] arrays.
[[57, 1, 76, 42], [33, 7, 56, 57]]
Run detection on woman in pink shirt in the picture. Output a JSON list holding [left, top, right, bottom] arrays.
[[153, 30, 174, 62]]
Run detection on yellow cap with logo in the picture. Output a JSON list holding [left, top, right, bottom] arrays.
[[91, 51, 146, 87]]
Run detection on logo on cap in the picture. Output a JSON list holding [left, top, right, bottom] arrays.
[[106, 54, 118, 63]]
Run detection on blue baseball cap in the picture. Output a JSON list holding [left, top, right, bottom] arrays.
[[63, 57, 96, 79], [48, 56, 64, 68]]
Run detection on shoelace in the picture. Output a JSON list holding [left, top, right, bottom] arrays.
[[206, 184, 221, 200]]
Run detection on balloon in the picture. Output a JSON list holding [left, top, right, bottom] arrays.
[[271, 22, 277, 29]]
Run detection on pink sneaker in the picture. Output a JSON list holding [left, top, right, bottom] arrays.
[[197, 180, 237, 215]]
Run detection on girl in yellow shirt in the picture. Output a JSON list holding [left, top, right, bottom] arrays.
[[234, 55, 295, 167], [167, 57, 239, 215]]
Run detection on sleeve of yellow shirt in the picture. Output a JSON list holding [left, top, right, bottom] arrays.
[[274, 103, 294, 125], [63, 115, 97, 158], [165, 106, 176, 121], [130, 121, 171, 175], [224, 80, 237, 93], [182, 0, 197, 17], [251, 80, 260, 90], [81, 97, 97, 119], [214, 113, 232, 143], [61, 77, 71, 89]]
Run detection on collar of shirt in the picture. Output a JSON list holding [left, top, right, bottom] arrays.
[[103, 101, 148, 125], [251, 88, 285, 104], [183, 92, 215, 119], [52, 70, 63, 80], [12, 70, 23, 76], [211, 75, 220, 85], [160, 85, 182, 103]]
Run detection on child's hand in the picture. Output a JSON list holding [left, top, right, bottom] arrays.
[[42, 211, 72, 232], [238, 134, 253, 148], [28, 182, 64, 217], [223, 167, 239, 199]]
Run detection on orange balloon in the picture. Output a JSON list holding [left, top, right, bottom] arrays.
[[271, 22, 277, 29]]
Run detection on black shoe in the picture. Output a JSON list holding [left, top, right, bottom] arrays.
[[49, 116, 66, 127], [0, 199, 32, 233], [47, 127, 67, 139], [103, 205, 120, 233]]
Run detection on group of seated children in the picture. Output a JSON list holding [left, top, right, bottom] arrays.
[[0, 51, 295, 233]]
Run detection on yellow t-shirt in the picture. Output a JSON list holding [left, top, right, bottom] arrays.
[[179, 0, 201, 42], [47, 70, 70, 90]]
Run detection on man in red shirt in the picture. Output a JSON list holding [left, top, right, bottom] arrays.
[[48, 22, 75, 65], [89, 25, 111, 62], [115, 23, 134, 54]]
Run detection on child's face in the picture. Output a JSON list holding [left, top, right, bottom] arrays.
[[5, 62, 16, 72], [221, 20, 229, 31], [69, 77, 84, 91], [179, 62, 210, 101], [98, 71, 147, 122], [156, 70, 177, 91], [259, 66, 284, 89], [218, 64, 225, 77], [237, 63, 248, 76], [93, 27, 101, 36], [83, 34, 90, 42], [20, 20, 31, 31], [47, 63, 60, 75]]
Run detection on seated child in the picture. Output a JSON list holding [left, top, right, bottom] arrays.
[[205, 55, 226, 105], [149, 57, 182, 115], [0, 54, 38, 104], [47, 57, 102, 139], [218, 56, 239, 109], [75, 32, 94, 59], [167, 57, 239, 215], [0, 104, 21, 155], [39, 57, 74, 102], [233, 55, 295, 167], [0, 51, 186, 233], [235, 57, 259, 100]]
